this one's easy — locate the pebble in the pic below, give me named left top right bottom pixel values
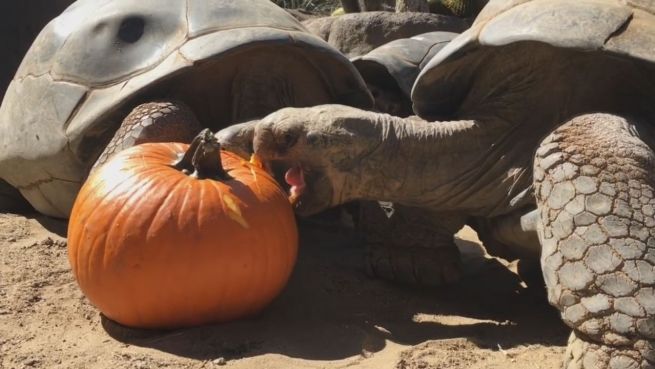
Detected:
left=22, top=358, right=40, bottom=367
left=213, top=357, right=227, bottom=366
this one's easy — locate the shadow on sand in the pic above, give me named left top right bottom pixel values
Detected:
left=100, top=222, right=569, bottom=362
left=31, top=213, right=68, bottom=237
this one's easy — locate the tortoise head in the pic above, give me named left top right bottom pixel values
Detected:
left=250, top=105, right=385, bottom=216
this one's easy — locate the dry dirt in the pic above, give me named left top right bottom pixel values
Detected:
left=1, top=211, right=568, bottom=369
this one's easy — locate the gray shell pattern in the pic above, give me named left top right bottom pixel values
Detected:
left=0, top=0, right=372, bottom=217
left=412, top=0, right=655, bottom=117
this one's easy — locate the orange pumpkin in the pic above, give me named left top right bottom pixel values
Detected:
left=67, top=130, right=298, bottom=329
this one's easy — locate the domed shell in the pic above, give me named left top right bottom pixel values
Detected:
left=352, top=31, right=458, bottom=99
left=0, top=0, right=373, bottom=217
left=412, top=0, right=655, bottom=118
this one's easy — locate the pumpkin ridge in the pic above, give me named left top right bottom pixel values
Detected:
left=176, top=178, right=194, bottom=231
left=82, top=162, right=164, bottom=210
left=97, top=170, right=171, bottom=273
left=72, top=168, right=161, bottom=286
left=205, top=178, right=241, bottom=226
left=100, top=169, right=190, bottom=323
left=145, top=174, right=189, bottom=242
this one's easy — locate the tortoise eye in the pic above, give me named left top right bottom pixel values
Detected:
left=118, top=16, right=145, bottom=44
left=306, top=132, right=318, bottom=145
left=282, top=133, right=297, bottom=148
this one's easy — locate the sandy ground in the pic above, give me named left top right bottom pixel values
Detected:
left=0, top=211, right=569, bottom=369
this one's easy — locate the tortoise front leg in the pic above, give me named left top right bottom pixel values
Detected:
left=92, top=100, right=201, bottom=171
left=534, top=114, right=655, bottom=369
left=360, top=202, right=465, bottom=286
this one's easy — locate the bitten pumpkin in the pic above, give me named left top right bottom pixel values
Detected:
left=67, top=130, right=298, bottom=329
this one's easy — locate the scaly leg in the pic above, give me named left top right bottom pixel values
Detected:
left=359, top=201, right=465, bottom=286
left=535, top=113, right=655, bottom=369
left=93, top=100, right=201, bottom=171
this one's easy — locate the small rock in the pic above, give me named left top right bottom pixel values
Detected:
left=22, top=358, right=40, bottom=367
left=213, top=357, right=227, bottom=366
left=40, top=237, right=67, bottom=248
left=132, top=360, right=147, bottom=369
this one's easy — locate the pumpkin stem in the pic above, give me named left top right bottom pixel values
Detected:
left=174, top=129, right=230, bottom=180
left=173, top=134, right=200, bottom=174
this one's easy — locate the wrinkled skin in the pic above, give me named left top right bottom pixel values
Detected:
left=218, top=105, right=492, bottom=216
left=217, top=105, right=507, bottom=217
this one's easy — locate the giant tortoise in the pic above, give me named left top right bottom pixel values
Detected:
left=302, top=11, right=467, bottom=57
left=218, top=0, right=655, bottom=367
left=0, top=0, right=372, bottom=218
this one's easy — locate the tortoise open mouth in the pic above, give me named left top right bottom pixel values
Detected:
left=285, top=165, right=306, bottom=206
left=254, top=156, right=332, bottom=216
left=259, top=160, right=310, bottom=209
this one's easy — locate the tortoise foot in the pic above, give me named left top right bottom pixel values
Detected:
left=366, top=243, right=462, bottom=286
left=564, top=331, right=655, bottom=369
left=358, top=201, right=465, bottom=286
left=534, top=114, right=655, bottom=369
